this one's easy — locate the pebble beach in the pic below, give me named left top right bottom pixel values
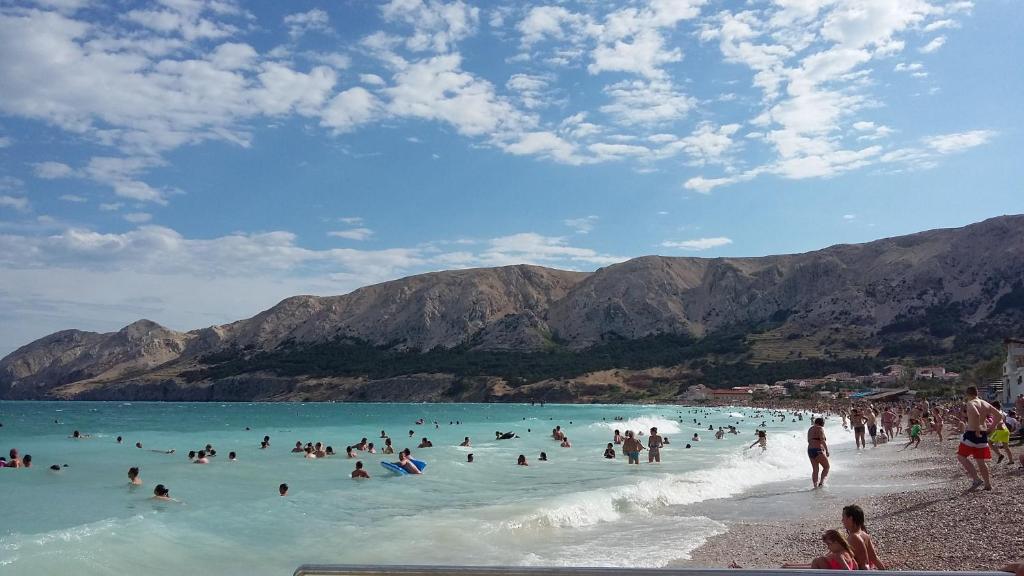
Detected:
left=685, top=436, right=1024, bottom=571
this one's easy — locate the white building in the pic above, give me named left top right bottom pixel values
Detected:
left=1003, top=338, right=1024, bottom=406
left=683, top=384, right=710, bottom=401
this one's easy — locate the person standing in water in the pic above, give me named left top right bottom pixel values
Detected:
left=647, top=427, right=663, bottom=463
left=622, top=431, right=643, bottom=465
left=748, top=430, right=767, bottom=451
left=807, top=417, right=830, bottom=488
left=957, top=385, right=1003, bottom=491
left=850, top=408, right=866, bottom=449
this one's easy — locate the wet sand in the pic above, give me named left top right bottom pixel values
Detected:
left=683, top=438, right=1024, bottom=570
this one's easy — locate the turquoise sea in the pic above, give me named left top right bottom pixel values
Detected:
left=0, top=402, right=850, bottom=575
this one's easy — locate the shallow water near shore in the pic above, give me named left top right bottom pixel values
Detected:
left=1, top=401, right=850, bottom=574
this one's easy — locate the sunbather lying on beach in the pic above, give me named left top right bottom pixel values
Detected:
left=1001, top=563, right=1024, bottom=576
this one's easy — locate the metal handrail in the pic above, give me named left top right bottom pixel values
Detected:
left=294, top=565, right=1007, bottom=576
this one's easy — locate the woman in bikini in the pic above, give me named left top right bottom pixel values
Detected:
left=732, top=529, right=853, bottom=570
left=782, top=530, right=855, bottom=570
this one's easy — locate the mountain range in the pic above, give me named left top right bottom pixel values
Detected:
left=3, top=215, right=1023, bottom=402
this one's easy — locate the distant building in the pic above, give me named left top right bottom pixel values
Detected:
left=1003, top=338, right=1024, bottom=406
left=683, top=384, right=710, bottom=401
left=884, top=364, right=908, bottom=378
left=914, top=366, right=959, bottom=381
left=709, top=389, right=753, bottom=404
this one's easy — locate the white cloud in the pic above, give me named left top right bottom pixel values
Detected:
left=851, top=121, right=895, bottom=141
left=328, top=228, right=374, bottom=241
left=380, top=0, right=479, bottom=53
left=925, top=129, right=995, bottom=154
left=209, top=42, right=258, bottom=70
left=123, top=212, right=152, bottom=223
left=59, top=194, right=88, bottom=203
left=0, top=136, right=11, bottom=148
left=923, top=19, right=958, bottom=32
left=600, top=79, right=695, bottom=125
left=894, top=61, right=924, bottom=72
left=674, top=122, right=742, bottom=166
left=34, top=161, right=75, bottom=179
left=660, top=237, right=733, bottom=251
left=919, top=36, right=946, bottom=54
left=0, top=195, right=30, bottom=212
left=843, top=214, right=856, bottom=220
left=517, top=6, right=593, bottom=47
left=359, top=73, right=386, bottom=86
left=99, top=202, right=124, bottom=211
left=306, top=52, right=352, bottom=70
left=85, top=156, right=171, bottom=205
left=321, top=87, right=380, bottom=133
left=284, top=9, right=330, bottom=39
left=501, top=131, right=585, bottom=165
left=476, top=232, right=624, bottom=267
left=564, top=215, right=598, bottom=234
left=507, top=73, right=556, bottom=110
left=384, top=54, right=531, bottom=137
left=339, top=217, right=364, bottom=225
left=123, top=6, right=237, bottom=42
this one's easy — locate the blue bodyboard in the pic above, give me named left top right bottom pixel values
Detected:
left=381, top=459, right=426, bottom=475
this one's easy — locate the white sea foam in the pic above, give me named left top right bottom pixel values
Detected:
left=507, top=425, right=843, bottom=531
left=590, top=416, right=682, bottom=435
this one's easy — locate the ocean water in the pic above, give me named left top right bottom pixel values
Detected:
left=0, top=402, right=849, bottom=574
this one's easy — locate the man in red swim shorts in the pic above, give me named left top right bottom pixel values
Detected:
left=956, top=386, right=1003, bottom=491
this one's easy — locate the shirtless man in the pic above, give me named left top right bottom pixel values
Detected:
left=647, top=427, right=664, bottom=463
left=622, top=431, right=643, bottom=465
left=351, top=461, right=370, bottom=479
left=807, top=417, right=830, bottom=488
left=850, top=409, right=866, bottom=449
left=957, top=385, right=1003, bottom=491
left=865, top=408, right=879, bottom=447
left=842, top=504, right=885, bottom=570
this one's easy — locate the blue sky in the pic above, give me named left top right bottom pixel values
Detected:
left=0, top=0, right=1021, bottom=355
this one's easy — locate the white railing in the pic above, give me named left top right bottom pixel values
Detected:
left=293, top=565, right=1006, bottom=576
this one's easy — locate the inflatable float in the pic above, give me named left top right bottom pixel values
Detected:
left=381, top=459, right=427, bottom=475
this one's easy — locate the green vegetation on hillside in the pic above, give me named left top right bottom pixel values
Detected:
left=184, top=330, right=750, bottom=386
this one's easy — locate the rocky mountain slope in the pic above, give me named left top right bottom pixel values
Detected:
left=3, top=215, right=1023, bottom=401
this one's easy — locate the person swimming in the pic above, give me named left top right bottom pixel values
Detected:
left=152, top=484, right=174, bottom=501
left=128, top=466, right=142, bottom=486
left=352, top=461, right=370, bottom=479
left=291, top=441, right=304, bottom=453
left=279, top=483, right=288, bottom=496
left=539, top=452, right=547, bottom=461
left=194, top=450, right=209, bottom=464
left=460, top=436, right=471, bottom=446
left=496, top=431, right=517, bottom=440
left=517, top=454, right=528, bottom=466
left=604, top=443, right=616, bottom=459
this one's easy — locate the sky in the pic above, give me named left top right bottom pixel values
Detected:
left=0, top=0, right=1022, bottom=356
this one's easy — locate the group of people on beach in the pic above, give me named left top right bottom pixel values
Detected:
left=820, top=387, right=1023, bottom=492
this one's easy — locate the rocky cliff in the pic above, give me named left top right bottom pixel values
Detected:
left=3, top=215, right=1023, bottom=401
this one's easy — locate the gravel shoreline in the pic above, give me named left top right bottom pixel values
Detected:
left=682, top=439, right=1024, bottom=571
